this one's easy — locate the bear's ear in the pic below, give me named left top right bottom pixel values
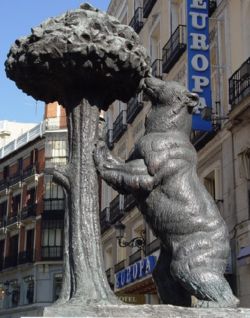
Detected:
left=186, top=92, right=199, bottom=113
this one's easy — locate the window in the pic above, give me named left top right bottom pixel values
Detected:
left=204, top=171, right=216, bottom=200
left=53, top=273, right=62, bottom=301
left=24, top=276, right=34, bottom=304
left=46, top=139, right=67, bottom=166
left=0, top=201, right=7, bottom=220
left=17, top=158, right=23, bottom=173
left=44, top=176, right=64, bottom=199
left=42, top=220, right=63, bottom=259
left=11, top=194, right=21, bottom=215
left=26, top=188, right=36, bottom=206
left=3, top=166, right=9, bottom=180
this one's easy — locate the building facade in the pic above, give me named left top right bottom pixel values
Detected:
left=0, top=102, right=67, bottom=316
left=100, top=0, right=250, bottom=307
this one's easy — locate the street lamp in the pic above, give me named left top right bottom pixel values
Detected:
left=114, top=222, right=146, bottom=254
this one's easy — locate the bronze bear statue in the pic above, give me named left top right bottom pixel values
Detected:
left=94, top=77, right=239, bottom=308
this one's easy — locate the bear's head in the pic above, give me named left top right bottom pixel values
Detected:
left=143, top=77, right=199, bottom=134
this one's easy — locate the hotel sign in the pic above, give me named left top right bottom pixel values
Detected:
left=187, top=0, right=212, bottom=131
left=115, top=256, right=156, bottom=289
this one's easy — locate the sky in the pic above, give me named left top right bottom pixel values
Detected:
left=0, top=0, right=110, bottom=124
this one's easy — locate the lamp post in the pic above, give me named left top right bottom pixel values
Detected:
left=114, top=222, right=146, bottom=255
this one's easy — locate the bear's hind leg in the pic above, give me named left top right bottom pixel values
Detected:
left=171, top=262, right=239, bottom=308
left=152, top=245, right=191, bottom=306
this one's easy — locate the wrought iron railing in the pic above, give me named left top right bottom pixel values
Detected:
left=4, top=255, right=18, bottom=269
left=9, top=172, right=22, bottom=186
left=22, top=204, right=37, bottom=219
left=109, top=195, right=124, bottom=224
left=0, top=179, right=8, bottom=191
left=143, top=0, right=157, bottom=18
left=151, top=59, right=163, bottom=79
left=7, top=214, right=18, bottom=226
left=129, top=249, right=142, bottom=265
left=100, top=207, right=111, bottom=234
left=124, top=193, right=136, bottom=212
left=113, top=111, right=127, bottom=143
left=18, top=250, right=34, bottom=264
left=229, top=57, right=250, bottom=106
left=129, top=7, right=143, bottom=33
left=209, top=0, right=217, bottom=17
left=146, top=238, right=160, bottom=255
left=114, top=259, right=125, bottom=273
left=22, top=164, right=37, bottom=179
left=127, top=96, right=143, bottom=124
left=162, top=25, right=187, bottom=74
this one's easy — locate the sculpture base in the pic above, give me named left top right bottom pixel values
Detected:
left=18, top=304, right=250, bottom=318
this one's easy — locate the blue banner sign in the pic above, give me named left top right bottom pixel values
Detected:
left=115, top=256, right=156, bottom=289
left=187, top=0, right=212, bottom=131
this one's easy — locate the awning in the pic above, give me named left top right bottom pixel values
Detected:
left=237, top=246, right=250, bottom=260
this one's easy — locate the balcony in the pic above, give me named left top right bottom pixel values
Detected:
left=107, top=129, right=114, bottom=150
left=127, top=96, right=143, bottom=124
left=21, top=204, right=37, bottom=221
left=0, top=179, right=8, bottom=192
left=124, top=193, right=136, bottom=212
left=162, top=25, right=187, bottom=74
left=112, top=111, right=127, bottom=143
left=18, top=250, right=34, bottom=264
left=191, top=127, right=219, bottom=151
left=41, top=246, right=63, bottom=260
left=22, top=164, right=38, bottom=181
left=129, top=7, right=143, bottom=34
left=146, top=238, right=160, bottom=256
left=114, top=259, right=125, bottom=273
left=100, top=207, right=110, bottom=234
left=7, top=214, right=18, bottom=226
left=143, top=0, right=157, bottom=18
left=209, top=0, right=217, bottom=17
left=109, top=195, right=124, bottom=225
left=151, top=59, right=163, bottom=79
left=129, top=249, right=142, bottom=265
left=229, top=57, right=250, bottom=106
left=9, top=172, right=22, bottom=187
left=4, top=255, right=18, bottom=269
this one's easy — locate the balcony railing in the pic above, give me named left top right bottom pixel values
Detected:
left=129, top=7, right=143, bottom=34
left=0, top=179, right=8, bottom=192
left=112, top=111, right=127, bottom=143
left=146, top=238, right=161, bottom=255
left=143, top=0, right=157, bottom=18
left=191, top=127, right=219, bottom=151
left=209, top=0, right=217, bottom=17
left=22, top=203, right=37, bottom=219
left=41, top=246, right=63, bottom=260
left=100, top=207, right=111, bottom=234
left=124, top=193, right=136, bottom=212
left=129, top=249, right=142, bottom=265
left=114, top=259, right=125, bottom=273
left=162, top=25, right=187, bottom=74
left=22, top=165, right=37, bottom=180
left=0, top=218, right=6, bottom=228
left=127, top=96, right=143, bottom=124
left=151, top=59, right=163, bottom=79
left=229, top=57, right=250, bottom=106
left=9, top=172, right=22, bottom=187
left=44, top=199, right=64, bottom=212
left=4, top=255, right=18, bottom=269
left=7, top=214, right=18, bottom=226
left=109, top=195, right=124, bottom=224
left=18, top=250, right=34, bottom=264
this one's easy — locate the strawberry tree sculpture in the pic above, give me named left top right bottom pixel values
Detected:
left=5, top=3, right=150, bottom=311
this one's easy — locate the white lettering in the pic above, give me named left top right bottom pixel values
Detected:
left=191, top=54, right=209, bottom=71
left=190, top=33, right=209, bottom=51
left=190, top=0, right=206, bottom=9
left=189, top=12, right=208, bottom=29
left=192, top=76, right=209, bottom=92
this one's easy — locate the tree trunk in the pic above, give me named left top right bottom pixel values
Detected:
left=53, top=99, right=118, bottom=305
